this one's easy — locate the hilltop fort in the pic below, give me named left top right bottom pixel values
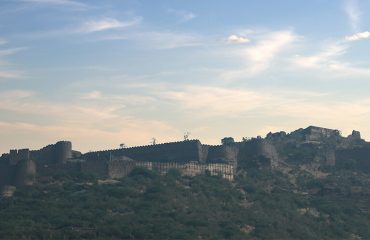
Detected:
left=1, top=126, right=370, bottom=193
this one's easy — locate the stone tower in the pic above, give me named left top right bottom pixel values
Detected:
left=55, top=141, right=72, bottom=163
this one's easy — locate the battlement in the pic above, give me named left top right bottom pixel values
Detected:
left=4, top=125, right=364, bottom=187
left=9, top=149, right=30, bottom=165
left=83, top=140, right=204, bottom=163
left=87, top=139, right=202, bottom=154
left=82, top=158, right=235, bottom=181
left=29, top=141, right=72, bottom=164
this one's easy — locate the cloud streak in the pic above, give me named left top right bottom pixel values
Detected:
left=222, top=30, right=298, bottom=80
left=227, top=35, right=250, bottom=44
left=0, top=42, right=26, bottom=79
left=161, top=86, right=268, bottom=117
left=101, top=31, right=202, bottom=49
left=0, top=47, right=28, bottom=56
left=344, top=0, right=361, bottom=31
left=79, top=17, right=142, bottom=33
left=20, top=0, right=87, bottom=9
left=345, top=31, right=370, bottom=41
left=292, top=40, right=370, bottom=77
left=167, top=8, right=197, bottom=22
left=0, top=71, right=24, bottom=79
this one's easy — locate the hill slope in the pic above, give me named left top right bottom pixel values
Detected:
left=0, top=166, right=369, bottom=239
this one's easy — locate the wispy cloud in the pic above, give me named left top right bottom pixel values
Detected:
left=101, top=31, right=202, bottom=49
left=0, top=71, right=24, bottom=79
left=0, top=38, right=7, bottom=45
left=20, top=0, right=87, bottom=9
left=226, top=34, right=250, bottom=44
left=17, top=17, right=142, bottom=39
left=166, top=8, right=197, bottom=22
left=140, top=31, right=201, bottom=49
left=292, top=40, right=370, bottom=76
left=293, top=43, right=347, bottom=69
left=81, top=90, right=103, bottom=100
left=344, top=0, right=361, bottom=31
left=0, top=47, right=28, bottom=56
left=0, top=90, right=34, bottom=99
left=345, top=31, right=370, bottom=41
left=161, top=86, right=268, bottom=117
left=0, top=44, right=26, bottom=79
left=223, top=30, right=298, bottom=80
left=157, top=84, right=370, bottom=140
left=79, top=17, right=142, bottom=33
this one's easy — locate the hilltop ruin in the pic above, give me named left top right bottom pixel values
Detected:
left=1, top=126, right=370, bottom=192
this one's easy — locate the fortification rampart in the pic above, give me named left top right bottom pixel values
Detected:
left=82, top=140, right=240, bottom=166
left=81, top=157, right=234, bottom=181
left=30, top=141, right=72, bottom=164
left=204, top=144, right=239, bottom=165
left=9, top=149, right=30, bottom=165
left=135, top=161, right=234, bottom=180
left=0, top=161, right=15, bottom=186
left=83, top=140, right=203, bottom=163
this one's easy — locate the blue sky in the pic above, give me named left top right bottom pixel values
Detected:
left=1, top=0, right=370, bottom=152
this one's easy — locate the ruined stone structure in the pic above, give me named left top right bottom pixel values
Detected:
left=1, top=126, right=370, bottom=190
left=0, top=141, right=75, bottom=188
left=0, top=139, right=239, bottom=188
left=81, top=140, right=238, bottom=180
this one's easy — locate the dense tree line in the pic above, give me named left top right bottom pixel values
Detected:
left=0, top=167, right=369, bottom=239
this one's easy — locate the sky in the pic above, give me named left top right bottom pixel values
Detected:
left=1, top=0, right=370, bottom=153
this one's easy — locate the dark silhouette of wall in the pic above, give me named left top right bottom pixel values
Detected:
left=108, top=157, right=136, bottom=179
left=0, top=141, right=73, bottom=186
left=1, top=139, right=239, bottom=185
left=81, top=158, right=108, bottom=177
left=9, top=149, right=30, bottom=165
left=14, top=159, right=36, bottom=186
left=83, top=140, right=203, bottom=163
left=55, top=141, right=72, bottom=163
left=205, top=145, right=239, bottom=165
left=30, top=141, right=72, bottom=165
left=0, top=161, right=14, bottom=186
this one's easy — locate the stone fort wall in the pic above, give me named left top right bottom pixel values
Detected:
left=0, top=140, right=238, bottom=186
left=0, top=141, right=73, bottom=186
left=30, top=141, right=72, bottom=164
left=82, top=140, right=239, bottom=165
left=82, top=140, right=203, bottom=163
left=80, top=140, right=237, bottom=180
left=81, top=157, right=234, bottom=181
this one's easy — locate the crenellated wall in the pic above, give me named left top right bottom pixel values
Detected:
left=204, top=144, right=239, bottom=165
left=83, top=140, right=203, bottom=163
left=1, top=139, right=239, bottom=185
left=108, top=157, right=136, bottom=178
left=80, top=140, right=237, bottom=180
left=9, top=149, right=30, bottom=165
left=30, top=141, right=72, bottom=164
left=81, top=158, right=235, bottom=180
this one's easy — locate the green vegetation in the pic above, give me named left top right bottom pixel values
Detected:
left=0, top=167, right=370, bottom=239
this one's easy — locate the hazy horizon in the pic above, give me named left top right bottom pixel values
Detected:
left=1, top=0, right=370, bottom=153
